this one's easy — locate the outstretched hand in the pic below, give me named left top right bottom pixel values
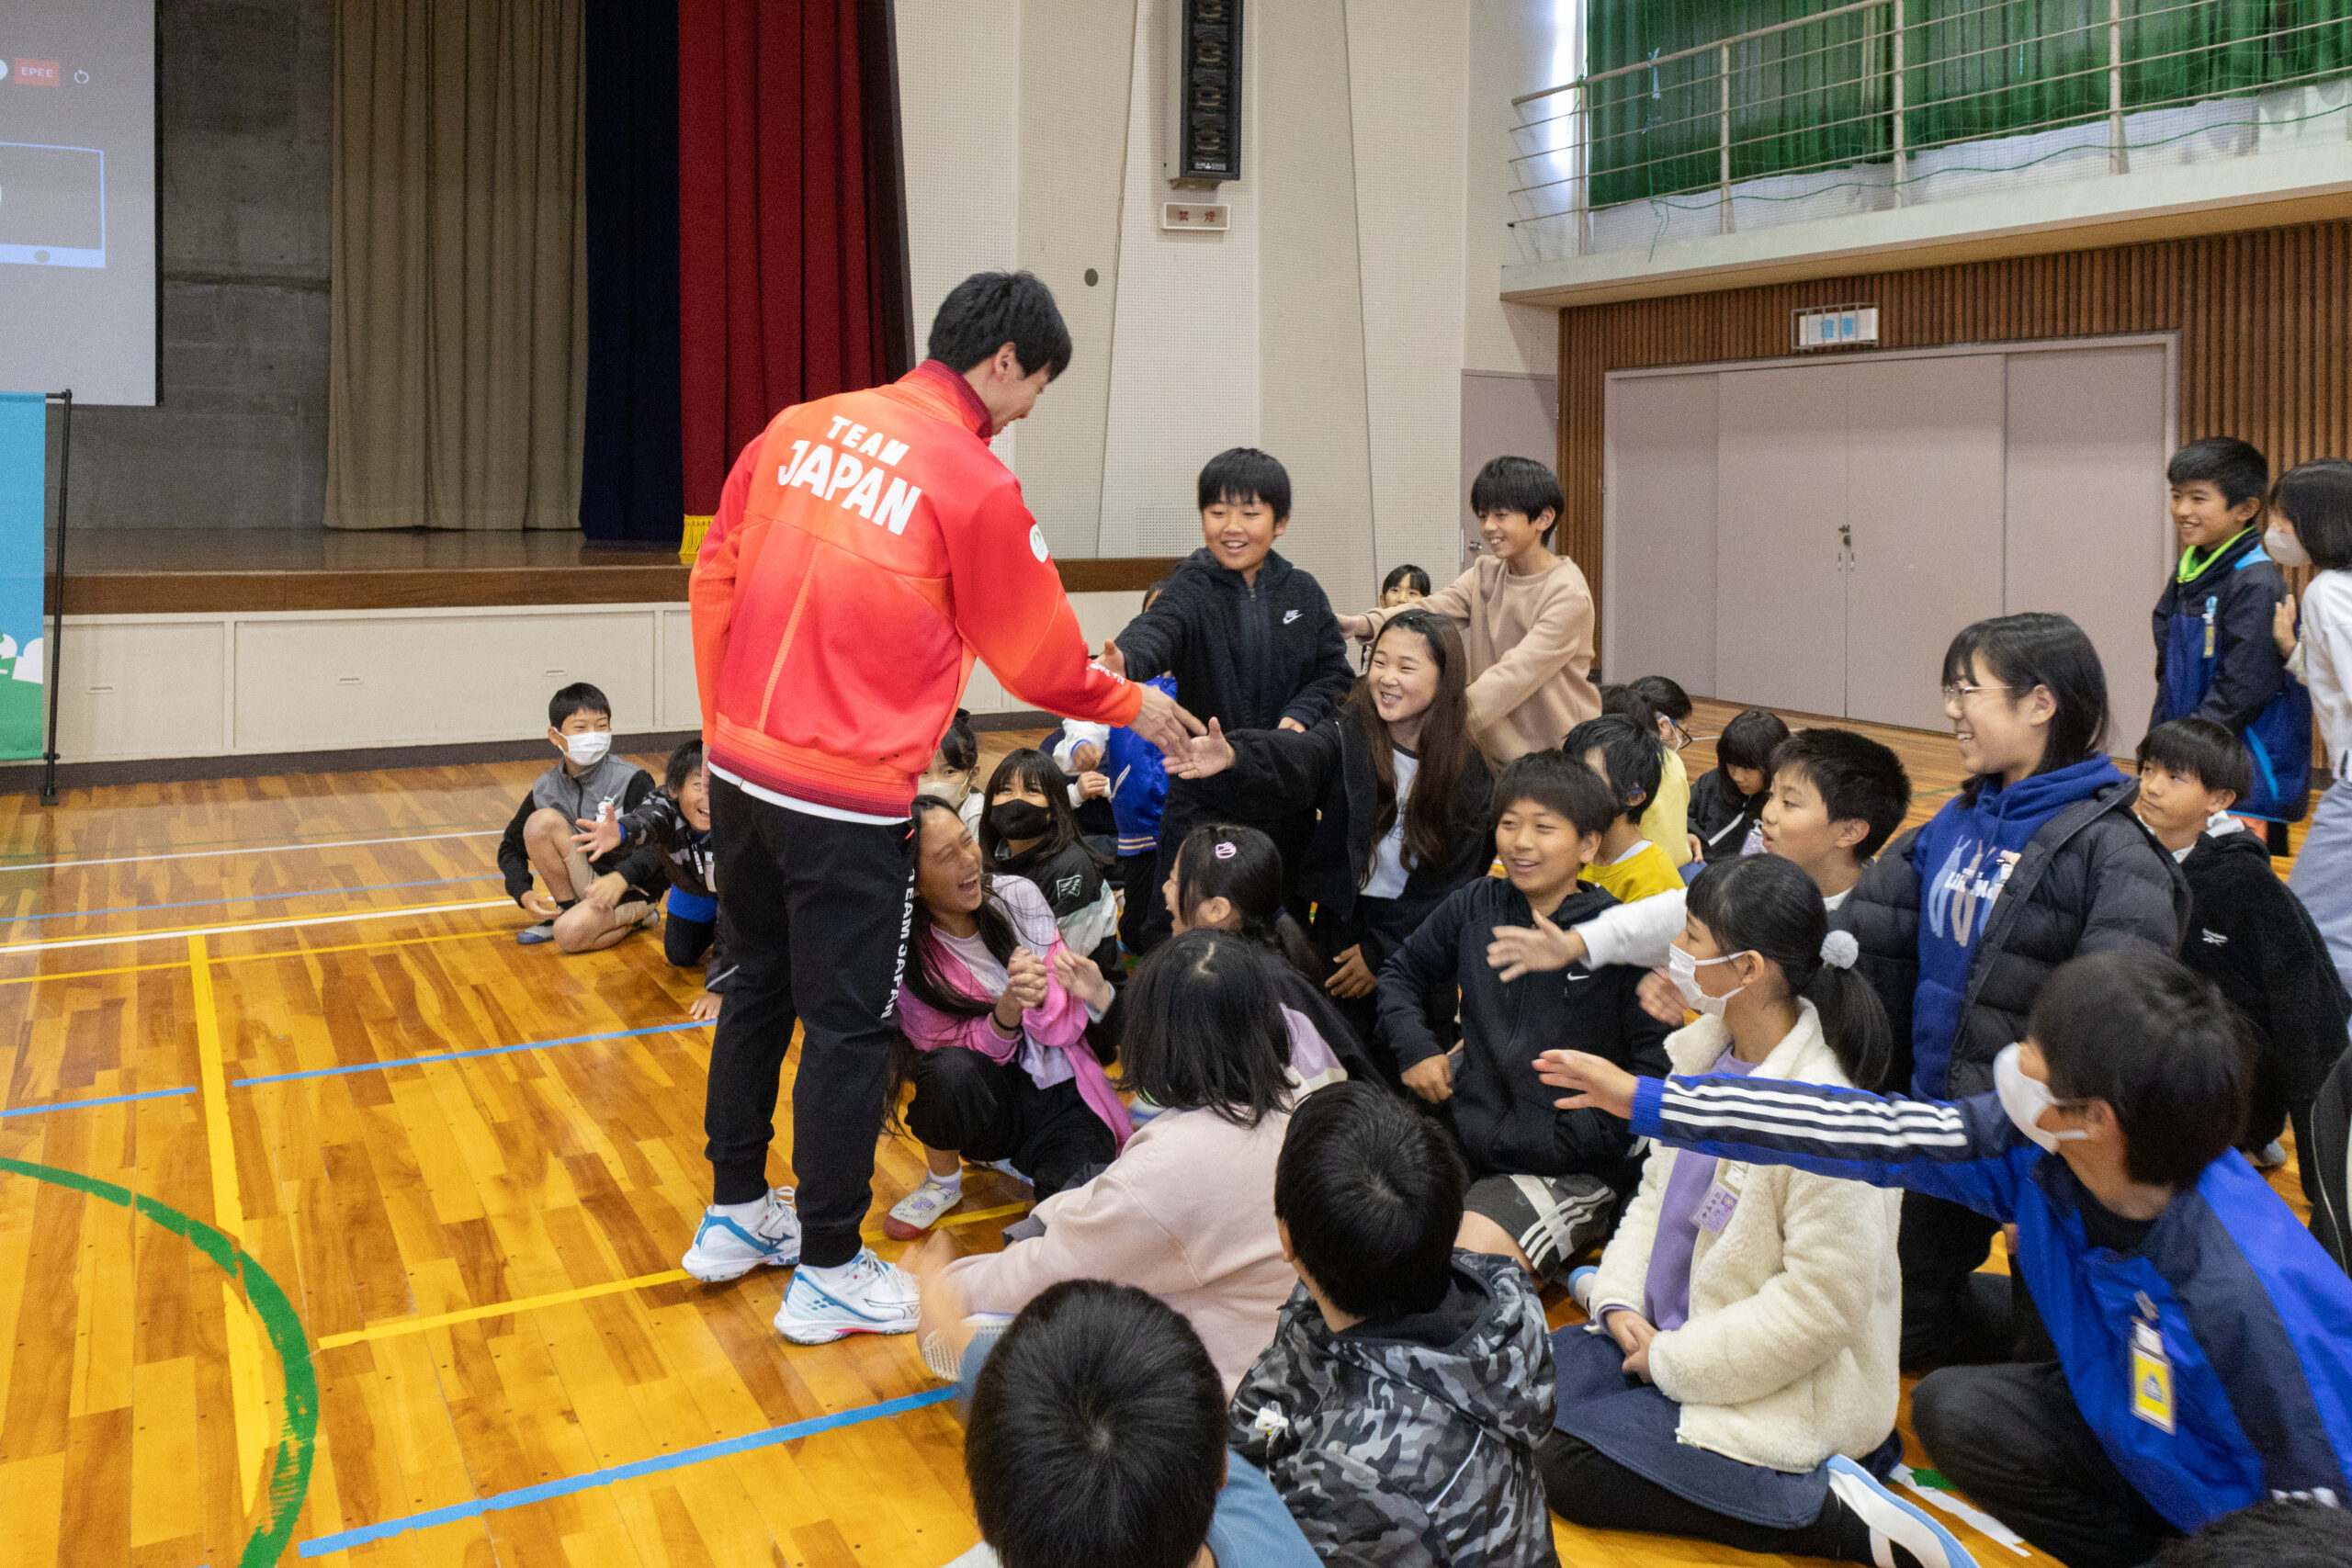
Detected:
left=1486, top=905, right=1582, bottom=981
left=1166, top=716, right=1238, bottom=781
left=1099, top=638, right=1127, bottom=679
left=573, top=815, right=623, bottom=859
left=1336, top=612, right=1375, bottom=644
left=1533, top=1050, right=1638, bottom=1119
left=1127, top=680, right=1205, bottom=761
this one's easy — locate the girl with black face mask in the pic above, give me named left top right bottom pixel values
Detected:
left=980, top=749, right=1123, bottom=979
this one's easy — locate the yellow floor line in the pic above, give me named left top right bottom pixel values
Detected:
left=933, top=1201, right=1031, bottom=1231
left=316, top=1266, right=696, bottom=1349
left=189, top=933, right=268, bottom=1511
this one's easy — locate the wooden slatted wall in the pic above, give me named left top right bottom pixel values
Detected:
left=1556, top=218, right=2352, bottom=637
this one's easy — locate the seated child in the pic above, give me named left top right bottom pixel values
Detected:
left=1377, top=750, right=1674, bottom=1281
left=495, top=682, right=663, bottom=950
left=1231, top=1080, right=1560, bottom=1568
left=1607, top=677, right=1696, bottom=865
left=1540, top=946, right=2352, bottom=1568
left=1564, top=713, right=1684, bottom=904
left=572, top=739, right=730, bottom=1018
left=1381, top=563, right=1431, bottom=605
left=1544, top=856, right=1971, bottom=1568
left=881, top=796, right=1125, bottom=1243
left=1687, top=707, right=1791, bottom=863
left=979, top=749, right=1122, bottom=975
left=929, top=927, right=1305, bottom=1396
left=2133, top=718, right=2351, bottom=1186
left=1338, top=456, right=1600, bottom=765
left=917, top=707, right=986, bottom=834
left=1055, top=823, right=1373, bottom=1092
left=941, top=1279, right=1318, bottom=1568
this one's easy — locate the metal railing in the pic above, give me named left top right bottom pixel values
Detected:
left=1510, top=0, right=2352, bottom=261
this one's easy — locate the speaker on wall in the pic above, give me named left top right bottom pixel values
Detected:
left=1163, top=0, right=1241, bottom=185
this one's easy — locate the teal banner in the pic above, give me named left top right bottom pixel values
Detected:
left=0, top=393, right=48, bottom=760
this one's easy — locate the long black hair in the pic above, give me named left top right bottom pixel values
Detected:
left=905, top=795, right=1019, bottom=1021
left=1687, top=855, right=1892, bottom=1091
left=1346, top=611, right=1476, bottom=876
left=1117, top=930, right=1293, bottom=1129
left=1170, top=823, right=1323, bottom=982
left=1941, top=612, right=2111, bottom=801
left=978, top=748, right=1104, bottom=868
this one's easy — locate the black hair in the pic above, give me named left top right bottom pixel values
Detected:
left=1940, top=612, right=2112, bottom=801
left=1116, top=930, right=1293, bottom=1130
left=1196, top=447, right=1292, bottom=522
left=1768, top=728, right=1913, bottom=859
left=2166, top=436, right=2269, bottom=513
left=1381, top=563, right=1432, bottom=597
left=1626, top=674, right=1692, bottom=724
left=1597, top=682, right=1662, bottom=740
left=2271, top=457, right=2352, bottom=571
left=548, top=682, right=611, bottom=728
left=979, top=748, right=1103, bottom=869
left=933, top=708, right=979, bottom=778
left=2149, top=1498, right=2352, bottom=1568
left=1170, top=824, right=1323, bottom=981
left=2137, top=717, right=2252, bottom=804
left=926, top=269, right=1073, bottom=380
left=1492, top=748, right=1620, bottom=838
left=1564, top=713, right=1664, bottom=824
left=1469, top=455, right=1565, bottom=545
left=1349, top=612, right=1475, bottom=874
left=1274, top=1080, right=1465, bottom=1322
left=902, top=795, right=1020, bottom=1021
left=1715, top=707, right=1792, bottom=781
left=2030, top=948, right=2251, bottom=1188
left=1687, top=856, right=1892, bottom=1089
left=966, top=1280, right=1226, bottom=1568
left=662, top=739, right=705, bottom=795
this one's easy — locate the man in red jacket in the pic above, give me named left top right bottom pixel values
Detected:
left=684, top=271, right=1198, bottom=1343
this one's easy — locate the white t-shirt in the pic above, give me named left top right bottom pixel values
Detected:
left=1363, top=749, right=1420, bottom=900
left=935, top=928, right=1074, bottom=1090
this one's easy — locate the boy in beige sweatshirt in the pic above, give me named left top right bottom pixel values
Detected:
left=1341, top=456, right=1599, bottom=763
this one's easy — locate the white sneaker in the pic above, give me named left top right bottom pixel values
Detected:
left=883, top=1178, right=964, bottom=1240
left=1826, top=1454, right=1979, bottom=1568
left=775, top=1248, right=922, bottom=1344
left=680, top=1188, right=801, bottom=1282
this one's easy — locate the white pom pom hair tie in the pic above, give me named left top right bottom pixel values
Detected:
left=1820, top=930, right=1860, bottom=970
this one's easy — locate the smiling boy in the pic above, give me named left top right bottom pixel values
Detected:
left=1108, top=447, right=1354, bottom=950
left=1338, top=455, right=1599, bottom=764
left=495, top=682, right=663, bottom=948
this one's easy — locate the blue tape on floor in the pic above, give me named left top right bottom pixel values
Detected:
left=0, top=874, right=501, bottom=927
left=0, top=1085, right=198, bottom=1117
left=296, top=1384, right=958, bottom=1555
left=233, top=1021, right=714, bottom=1088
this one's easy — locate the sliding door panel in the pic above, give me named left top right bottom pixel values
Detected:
left=1714, top=366, right=1848, bottom=717
left=1603, top=371, right=1720, bottom=695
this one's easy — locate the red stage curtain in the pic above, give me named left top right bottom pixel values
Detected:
left=677, top=0, right=906, bottom=520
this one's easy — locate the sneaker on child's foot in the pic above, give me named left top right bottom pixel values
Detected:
left=516, top=920, right=556, bottom=946
left=883, top=1178, right=963, bottom=1240
left=1826, top=1454, right=1978, bottom=1568
left=2251, top=1139, right=2290, bottom=1169
left=985, top=1158, right=1031, bottom=1185
left=1566, top=1266, right=1599, bottom=1314
left=774, top=1248, right=921, bottom=1344
left=680, top=1188, right=801, bottom=1281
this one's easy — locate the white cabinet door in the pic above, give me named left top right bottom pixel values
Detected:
left=1604, top=371, right=1719, bottom=696
left=1715, top=365, right=1849, bottom=718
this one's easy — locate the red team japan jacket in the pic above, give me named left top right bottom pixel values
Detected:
left=690, top=360, right=1144, bottom=818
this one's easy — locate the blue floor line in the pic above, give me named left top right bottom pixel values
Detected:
left=0, top=1085, right=198, bottom=1117
left=0, top=874, right=501, bottom=928
left=296, top=1385, right=957, bottom=1555
left=233, top=1021, right=713, bottom=1088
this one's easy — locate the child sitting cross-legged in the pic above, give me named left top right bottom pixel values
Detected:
left=1540, top=946, right=2352, bottom=1568
left=496, top=681, right=666, bottom=949
left=1687, top=706, right=1792, bottom=863
left=1231, top=1079, right=1561, bottom=1568
left=1564, top=712, right=1685, bottom=904
left=1543, top=854, right=1976, bottom=1568
left=1376, top=750, right=1673, bottom=1282
left=572, top=739, right=731, bottom=1020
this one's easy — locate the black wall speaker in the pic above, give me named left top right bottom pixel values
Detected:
left=1164, top=0, right=1242, bottom=185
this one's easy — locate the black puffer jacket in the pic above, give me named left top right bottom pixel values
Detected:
left=1836, top=776, right=2188, bottom=1098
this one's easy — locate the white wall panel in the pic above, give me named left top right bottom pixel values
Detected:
left=56, top=620, right=227, bottom=761
left=896, top=0, right=1022, bottom=340
left=1715, top=366, right=1849, bottom=716
left=1602, top=372, right=1717, bottom=694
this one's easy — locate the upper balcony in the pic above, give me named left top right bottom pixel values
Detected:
left=1500, top=0, right=2352, bottom=307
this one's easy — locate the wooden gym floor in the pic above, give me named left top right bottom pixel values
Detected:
left=0, top=701, right=2312, bottom=1566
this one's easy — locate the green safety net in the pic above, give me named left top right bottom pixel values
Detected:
left=1581, top=0, right=2352, bottom=209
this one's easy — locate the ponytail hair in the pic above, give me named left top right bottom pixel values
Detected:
left=1687, top=856, right=1891, bottom=1090
left=1170, top=823, right=1323, bottom=983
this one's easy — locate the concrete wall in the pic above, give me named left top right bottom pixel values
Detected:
left=62, top=0, right=334, bottom=531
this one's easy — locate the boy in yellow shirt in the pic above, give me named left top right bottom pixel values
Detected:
left=1565, top=714, right=1684, bottom=903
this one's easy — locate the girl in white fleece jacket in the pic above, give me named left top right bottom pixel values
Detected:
left=1544, top=855, right=1975, bottom=1568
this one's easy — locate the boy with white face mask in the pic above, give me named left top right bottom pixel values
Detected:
left=496, top=682, right=664, bottom=948
left=1537, top=947, right=2352, bottom=1568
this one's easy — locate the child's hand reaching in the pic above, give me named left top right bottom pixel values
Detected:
left=1336, top=612, right=1375, bottom=644
left=1071, top=741, right=1104, bottom=773
left=1050, top=946, right=1114, bottom=1010
left=1098, top=638, right=1127, bottom=678
left=1002, top=948, right=1051, bottom=1011
left=1486, top=906, right=1583, bottom=980
left=572, top=814, right=623, bottom=859
left=1165, top=717, right=1237, bottom=781
left=1635, top=966, right=1690, bottom=1025
left=1534, top=1050, right=1638, bottom=1119
left=1401, top=1051, right=1454, bottom=1104
left=1077, top=770, right=1111, bottom=800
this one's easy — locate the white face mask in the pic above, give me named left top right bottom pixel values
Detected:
left=1667, top=944, right=1747, bottom=1017
left=2266, top=525, right=2312, bottom=570
left=1994, top=1043, right=2090, bottom=1154
left=924, top=774, right=970, bottom=807
left=564, top=730, right=612, bottom=767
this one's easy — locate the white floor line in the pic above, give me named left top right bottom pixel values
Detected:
left=0, top=898, right=514, bottom=957
left=0, top=829, right=505, bottom=876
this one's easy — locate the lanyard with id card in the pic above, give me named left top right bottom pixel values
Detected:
left=2129, top=1292, right=2176, bottom=1434
left=1695, top=1161, right=1747, bottom=1235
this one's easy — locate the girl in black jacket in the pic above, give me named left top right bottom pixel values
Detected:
left=978, top=749, right=1123, bottom=977
left=1166, top=610, right=1496, bottom=1078
left=1837, top=612, right=2188, bottom=1367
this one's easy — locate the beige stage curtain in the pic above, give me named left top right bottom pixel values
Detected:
left=324, top=0, right=586, bottom=531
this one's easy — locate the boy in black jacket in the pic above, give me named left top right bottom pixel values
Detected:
left=574, top=739, right=732, bottom=1019
left=1376, top=751, right=1673, bottom=1282
left=2133, top=719, right=2351, bottom=1195
left=1106, top=448, right=1354, bottom=951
